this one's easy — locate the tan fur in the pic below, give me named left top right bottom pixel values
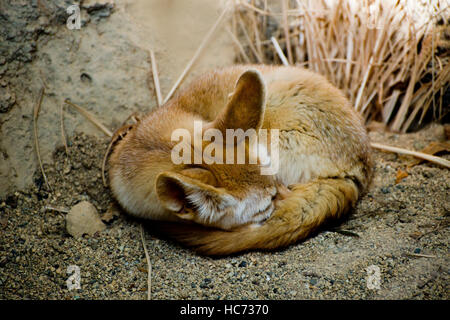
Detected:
left=108, top=65, right=372, bottom=255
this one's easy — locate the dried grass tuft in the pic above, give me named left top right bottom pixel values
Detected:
left=231, top=0, right=449, bottom=132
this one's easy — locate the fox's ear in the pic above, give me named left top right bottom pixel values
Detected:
left=155, top=168, right=221, bottom=214
left=214, top=69, right=266, bottom=131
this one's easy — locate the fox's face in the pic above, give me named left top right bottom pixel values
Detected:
left=110, top=69, right=278, bottom=229
left=156, top=70, right=278, bottom=229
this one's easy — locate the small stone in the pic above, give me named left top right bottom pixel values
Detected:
left=414, top=248, right=421, bottom=254
left=380, top=186, right=391, bottom=194
left=238, top=261, right=247, bottom=268
left=63, top=164, right=71, bottom=175
left=66, top=201, right=106, bottom=238
left=200, top=278, right=212, bottom=289
left=310, top=278, right=318, bottom=286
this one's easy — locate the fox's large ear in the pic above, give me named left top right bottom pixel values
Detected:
left=214, top=69, right=266, bottom=131
left=155, top=168, right=223, bottom=215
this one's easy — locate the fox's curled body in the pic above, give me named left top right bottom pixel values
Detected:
left=109, top=65, right=372, bottom=255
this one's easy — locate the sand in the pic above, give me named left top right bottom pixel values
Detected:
left=0, top=0, right=448, bottom=300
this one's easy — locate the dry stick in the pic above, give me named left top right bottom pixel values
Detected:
left=240, top=30, right=302, bottom=46
left=140, top=225, right=152, bottom=300
left=237, top=0, right=302, bottom=16
left=64, top=99, right=113, bottom=138
left=300, top=4, right=317, bottom=72
left=250, top=6, right=264, bottom=63
left=39, top=70, right=49, bottom=90
left=431, top=27, right=438, bottom=122
left=354, top=56, right=374, bottom=112
left=237, top=13, right=263, bottom=63
left=238, top=0, right=271, bottom=16
left=60, top=103, right=69, bottom=155
left=390, top=23, right=419, bottom=132
left=44, top=205, right=69, bottom=214
left=281, top=0, right=293, bottom=64
left=345, top=31, right=354, bottom=92
left=355, top=10, right=387, bottom=113
left=63, top=100, right=113, bottom=186
left=149, top=49, right=163, bottom=107
left=226, top=27, right=251, bottom=63
left=405, top=253, right=437, bottom=259
left=416, top=63, right=450, bottom=125
left=33, top=87, right=52, bottom=192
left=262, top=0, right=268, bottom=45
left=370, top=142, right=450, bottom=169
left=163, top=7, right=229, bottom=105
left=271, top=37, right=289, bottom=66
left=102, top=140, right=115, bottom=187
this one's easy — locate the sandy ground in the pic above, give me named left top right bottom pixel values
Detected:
left=0, top=0, right=234, bottom=197
left=0, top=125, right=449, bottom=299
left=0, top=1, right=448, bottom=300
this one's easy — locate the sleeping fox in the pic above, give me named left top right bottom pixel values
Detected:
left=108, top=65, right=372, bottom=255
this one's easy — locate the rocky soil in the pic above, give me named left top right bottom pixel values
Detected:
left=0, top=1, right=448, bottom=300
left=0, top=125, right=449, bottom=299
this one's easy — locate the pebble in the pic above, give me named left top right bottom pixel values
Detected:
left=66, top=201, right=106, bottom=238
left=380, top=186, right=391, bottom=194
left=238, top=261, right=247, bottom=268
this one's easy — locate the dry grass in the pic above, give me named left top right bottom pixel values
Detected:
left=33, top=86, right=52, bottom=192
left=140, top=224, right=152, bottom=300
left=230, top=0, right=449, bottom=132
left=64, top=99, right=113, bottom=137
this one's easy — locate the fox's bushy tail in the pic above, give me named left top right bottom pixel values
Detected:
left=153, top=177, right=360, bottom=255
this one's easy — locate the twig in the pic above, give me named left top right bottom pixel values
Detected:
left=64, top=99, right=113, bottom=138
left=44, top=205, right=69, bottom=214
left=102, top=139, right=115, bottom=187
left=271, top=37, right=290, bottom=66
left=405, top=253, right=437, bottom=259
left=237, top=13, right=263, bottom=63
left=226, top=27, right=251, bottom=63
left=281, top=0, right=293, bottom=64
left=149, top=50, right=163, bottom=107
left=370, top=142, right=450, bottom=169
left=354, top=57, right=374, bottom=112
left=238, top=0, right=271, bottom=16
left=330, top=228, right=360, bottom=238
left=163, top=6, right=229, bottom=104
left=60, top=103, right=69, bottom=155
left=140, top=224, right=152, bottom=300
left=33, top=86, right=52, bottom=192
left=249, top=5, right=264, bottom=63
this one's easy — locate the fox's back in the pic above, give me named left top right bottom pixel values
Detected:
left=174, top=65, right=371, bottom=188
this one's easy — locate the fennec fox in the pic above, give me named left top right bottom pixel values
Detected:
left=108, top=65, right=372, bottom=255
